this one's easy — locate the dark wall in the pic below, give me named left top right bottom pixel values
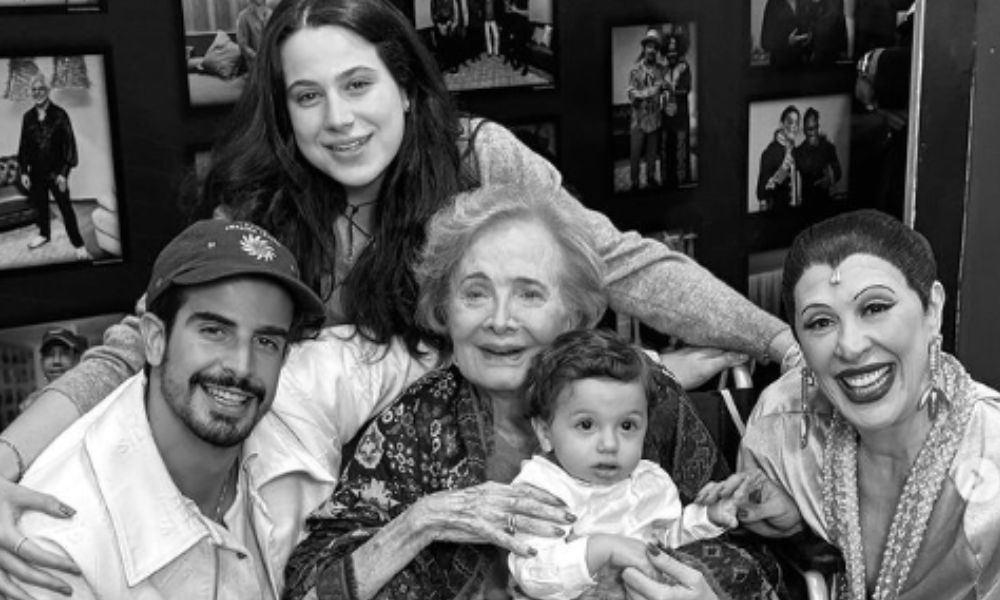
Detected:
left=957, top=0, right=1000, bottom=387
left=460, top=0, right=857, bottom=306
left=0, top=0, right=978, bottom=348
left=911, top=0, right=976, bottom=353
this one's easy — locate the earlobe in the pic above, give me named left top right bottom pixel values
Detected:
left=928, top=281, right=946, bottom=330
left=140, top=313, right=167, bottom=367
left=530, top=417, right=552, bottom=453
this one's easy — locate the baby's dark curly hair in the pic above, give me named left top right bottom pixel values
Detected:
left=522, top=328, right=658, bottom=423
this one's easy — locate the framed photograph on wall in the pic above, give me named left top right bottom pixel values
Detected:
left=504, top=117, right=558, bottom=168
left=0, top=312, right=124, bottom=428
left=609, top=21, right=698, bottom=195
left=0, top=0, right=104, bottom=14
left=411, top=0, right=556, bottom=92
left=747, top=93, right=851, bottom=214
left=181, top=0, right=278, bottom=107
left=750, top=0, right=855, bottom=68
left=0, top=50, right=125, bottom=274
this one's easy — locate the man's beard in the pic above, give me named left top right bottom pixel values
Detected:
left=160, top=359, right=267, bottom=448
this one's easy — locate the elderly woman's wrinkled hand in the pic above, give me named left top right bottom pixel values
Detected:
left=409, top=481, right=574, bottom=557
left=0, top=477, right=81, bottom=599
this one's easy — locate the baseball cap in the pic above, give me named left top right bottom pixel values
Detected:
left=41, top=328, right=86, bottom=354
left=146, top=220, right=326, bottom=321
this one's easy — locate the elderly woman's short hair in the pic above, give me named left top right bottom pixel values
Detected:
left=415, top=184, right=607, bottom=337
left=782, top=209, right=938, bottom=319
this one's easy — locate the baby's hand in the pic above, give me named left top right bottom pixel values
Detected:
left=587, top=534, right=657, bottom=579
left=695, top=473, right=758, bottom=529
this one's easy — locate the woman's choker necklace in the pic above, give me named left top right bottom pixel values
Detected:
left=344, top=199, right=377, bottom=260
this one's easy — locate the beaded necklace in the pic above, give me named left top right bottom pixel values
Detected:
left=821, top=354, right=975, bottom=600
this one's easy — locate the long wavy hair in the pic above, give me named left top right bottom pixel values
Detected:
left=200, top=0, right=475, bottom=355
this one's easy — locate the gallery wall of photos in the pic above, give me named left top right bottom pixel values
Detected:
left=0, top=0, right=978, bottom=373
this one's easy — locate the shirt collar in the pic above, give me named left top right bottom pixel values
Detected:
left=84, top=374, right=334, bottom=585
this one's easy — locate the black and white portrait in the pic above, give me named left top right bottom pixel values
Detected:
left=411, top=0, right=555, bottom=91
left=750, top=0, right=854, bottom=68
left=0, top=312, right=124, bottom=428
left=610, top=22, right=699, bottom=194
left=747, top=93, right=851, bottom=213
left=182, top=0, right=278, bottom=106
left=0, top=53, right=123, bottom=273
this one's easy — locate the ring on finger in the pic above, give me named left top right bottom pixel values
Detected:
left=13, top=535, right=29, bottom=556
left=504, top=513, right=517, bottom=535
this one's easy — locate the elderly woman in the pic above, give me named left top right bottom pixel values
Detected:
left=738, top=210, right=1000, bottom=599
left=282, top=184, right=787, bottom=600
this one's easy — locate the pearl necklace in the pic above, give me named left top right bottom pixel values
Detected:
left=821, top=354, right=975, bottom=600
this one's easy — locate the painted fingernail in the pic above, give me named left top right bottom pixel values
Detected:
left=60, top=504, right=76, bottom=517
left=749, top=489, right=763, bottom=504
left=553, top=527, right=566, bottom=537
left=737, top=509, right=749, bottom=519
left=60, top=585, right=73, bottom=595
left=646, top=541, right=661, bottom=556
left=564, top=512, right=577, bottom=522
left=528, top=547, right=538, bottom=556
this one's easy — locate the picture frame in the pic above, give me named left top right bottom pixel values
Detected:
left=410, top=0, right=556, bottom=92
left=0, top=0, right=104, bottom=15
left=749, top=0, right=856, bottom=69
left=609, top=21, right=699, bottom=195
left=0, top=49, right=126, bottom=275
left=0, top=311, right=125, bottom=428
left=180, top=0, right=278, bottom=107
left=746, top=93, right=852, bottom=215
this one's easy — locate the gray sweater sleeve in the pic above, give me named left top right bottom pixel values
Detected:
left=467, top=119, right=789, bottom=362
left=42, top=313, right=145, bottom=415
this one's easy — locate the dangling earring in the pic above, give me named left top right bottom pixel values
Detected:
left=919, top=334, right=945, bottom=421
left=800, top=367, right=816, bottom=448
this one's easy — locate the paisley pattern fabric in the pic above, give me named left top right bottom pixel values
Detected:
left=283, top=365, right=788, bottom=600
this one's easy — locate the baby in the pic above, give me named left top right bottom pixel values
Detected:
left=508, top=328, right=743, bottom=600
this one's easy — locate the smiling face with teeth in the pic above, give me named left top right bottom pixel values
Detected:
left=794, top=253, right=944, bottom=433
left=282, top=25, right=409, bottom=205
left=144, top=278, right=294, bottom=449
left=445, top=218, right=575, bottom=402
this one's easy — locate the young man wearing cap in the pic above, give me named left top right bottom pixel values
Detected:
left=20, top=330, right=88, bottom=412
left=10, top=220, right=430, bottom=599
left=626, top=28, right=666, bottom=191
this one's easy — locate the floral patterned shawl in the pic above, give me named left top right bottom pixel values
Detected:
left=282, top=365, right=786, bottom=600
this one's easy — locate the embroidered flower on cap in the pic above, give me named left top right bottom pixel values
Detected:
left=240, top=233, right=276, bottom=262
